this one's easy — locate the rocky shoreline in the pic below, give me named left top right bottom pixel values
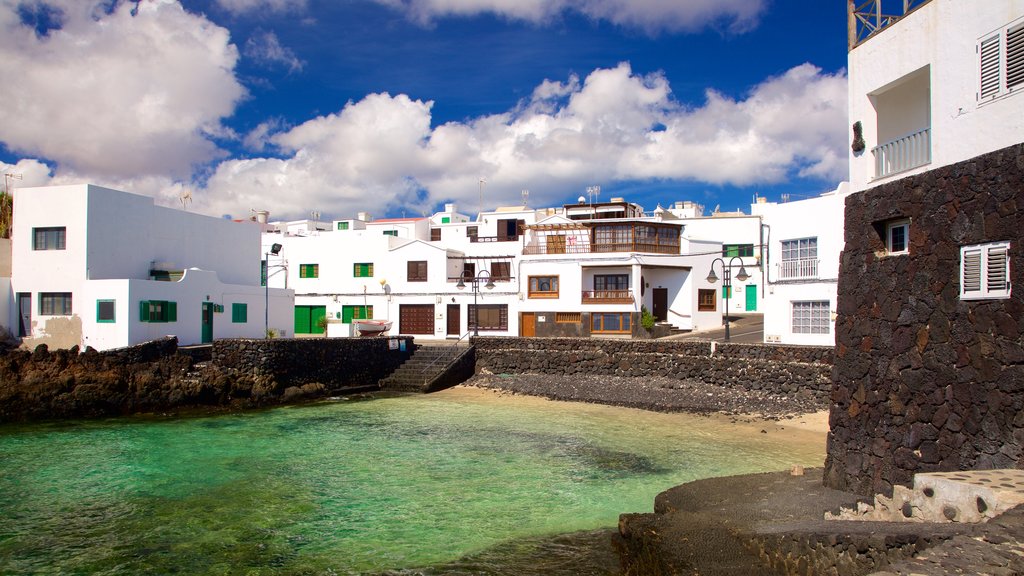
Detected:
left=463, top=370, right=828, bottom=419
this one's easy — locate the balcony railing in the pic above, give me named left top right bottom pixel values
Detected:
left=778, top=259, right=819, bottom=280
left=523, top=241, right=679, bottom=255
left=582, top=290, right=634, bottom=304
left=849, top=0, right=932, bottom=48
left=872, top=127, right=930, bottom=179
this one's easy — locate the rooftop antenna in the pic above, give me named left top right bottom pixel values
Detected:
left=310, top=209, right=321, bottom=223
left=179, top=188, right=193, bottom=210
left=781, top=194, right=790, bottom=203
left=4, top=173, right=22, bottom=195
left=521, top=189, right=529, bottom=207
left=586, top=185, right=600, bottom=205
left=478, top=177, right=486, bottom=217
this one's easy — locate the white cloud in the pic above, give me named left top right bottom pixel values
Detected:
left=0, top=0, right=246, bottom=179
left=214, top=0, right=307, bottom=14
left=244, top=29, right=303, bottom=73
left=198, top=62, right=847, bottom=220
left=372, top=0, right=764, bottom=34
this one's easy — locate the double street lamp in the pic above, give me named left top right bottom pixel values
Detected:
left=706, top=256, right=750, bottom=341
left=456, top=269, right=495, bottom=336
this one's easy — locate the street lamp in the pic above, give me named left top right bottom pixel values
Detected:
left=706, top=256, right=749, bottom=341
left=264, top=243, right=282, bottom=338
left=456, top=269, right=495, bottom=336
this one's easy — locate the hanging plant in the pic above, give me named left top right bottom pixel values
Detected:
left=851, top=121, right=866, bottom=153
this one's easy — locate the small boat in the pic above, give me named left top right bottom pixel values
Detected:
left=354, top=319, right=392, bottom=337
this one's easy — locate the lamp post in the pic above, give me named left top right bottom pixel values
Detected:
left=264, top=243, right=282, bottom=338
left=706, top=256, right=750, bottom=341
left=456, top=269, right=495, bottom=336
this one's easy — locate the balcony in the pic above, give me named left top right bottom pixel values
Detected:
left=873, top=127, right=930, bottom=179
left=523, top=222, right=681, bottom=255
left=582, top=290, right=634, bottom=304
left=849, top=0, right=932, bottom=48
left=778, top=259, right=819, bottom=280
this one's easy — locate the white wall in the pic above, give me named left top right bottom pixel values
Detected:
left=681, top=215, right=765, bottom=314
left=849, top=0, right=1024, bottom=191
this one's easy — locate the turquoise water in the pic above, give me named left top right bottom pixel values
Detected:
left=0, top=389, right=825, bottom=575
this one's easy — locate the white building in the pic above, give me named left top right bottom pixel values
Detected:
left=848, top=0, right=1024, bottom=192
left=10, top=184, right=294, bottom=350
left=754, top=183, right=853, bottom=346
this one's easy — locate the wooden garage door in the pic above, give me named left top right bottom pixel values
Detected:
left=400, top=304, right=434, bottom=335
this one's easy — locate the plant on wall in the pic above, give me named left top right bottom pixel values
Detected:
left=851, top=121, right=866, bottom=153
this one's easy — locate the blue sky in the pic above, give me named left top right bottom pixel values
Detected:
left=0, top=0, right=850, bottom=220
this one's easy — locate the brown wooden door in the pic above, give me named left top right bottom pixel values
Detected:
left=447, top=304, right=460, bottom=336
left=653, top=288, right=668, bottom=322
left=400, top=304, right=435, bottom=334
left=521, top=312, right=536, bottom=337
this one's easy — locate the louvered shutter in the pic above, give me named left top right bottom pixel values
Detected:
left=962, top=248, right=983, bottom=295
left=1008, top=24, right=1024, bottom=90
left=987, top=245, right=1009, bottom=293
left=961, top=242, right=1011, bottom=300
left=980, top=35, right=1001, bottom=99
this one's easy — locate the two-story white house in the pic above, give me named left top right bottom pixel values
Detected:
left=10, top=184, right=294, bottom=350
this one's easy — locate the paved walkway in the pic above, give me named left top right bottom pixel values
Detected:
left=661, top=313, right=765, bottom=343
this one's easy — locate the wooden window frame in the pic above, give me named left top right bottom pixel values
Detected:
left=698, top=289, right=716, bottom=312
left=408, top=260, right=428, bottom=282
left=590, top=312, right=631, bottom=334
left=430, top=228, right=441, bottom=242
left=528, top=275, right=559, bottom=298
left=555, top=312, right=581, bottom=323
left=491, top=261, right=511, bottom=281
left=469, top=304, right=508, bottom=331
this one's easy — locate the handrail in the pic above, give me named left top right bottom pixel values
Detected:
left=419, top=332, right=473, bottom=385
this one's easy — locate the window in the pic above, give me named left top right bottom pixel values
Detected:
left=698, top=289, right=716, bottom=312
left=300, top=264, right=319, bottom=278
left=528, top=276, right=559, bottom=298
left=139, top=300, right=177, bottom=323
left=591, top=312, right=631, bottom=334
left=556, top=312, right=581, bottom=323
left=33, top=227, right=66, bottom=250
left=430, top=228, right=441, bottom=242
left=723, top=244, right=754, bottom=258
left=491, top=262, right=511, bottom=281
left=594, top=274, right=629, bottom=291
left=39, top=293, right=72, bottom=316
left=780, top=237, right=819, bottom=279
left=462, top=262, right=475, bottom=281
left=383, top=230, right=398, bottom=237
left=337, top=222, right=349, bottom=230
left=441, top=216, right=451, bottom=224
left=342, top=305, right=373, bottom=323
left=792, top=301, right=830, bottom=334
left=961, top=242, right=1011, bottom=300
left=469, top=305, right=507, bottom=331
left=886, top=220, right=909, bottom=255
left=354, top=263, right=373, bottom=277
left=979, top=23, right=1024, bottom=101
left=408, top=261, right=428, bottom=282
left=232, top=303, right=247, bottom=323
left=467, top=226, right=478, bottom=239
left=96, top=300, right=116, bottom=323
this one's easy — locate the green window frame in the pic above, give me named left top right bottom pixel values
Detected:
left=383, top=230, right=398, bottom=237
left=232, top=303, right=248, bottom=323
left=300, top=264, right=319, bottom=278
left=723, top=244, right=754, bottom=258
left=441, top=216, right=451, bottom=224
left=337, top=221, right=349, bottom=230
left=96, top=300, right=116, bottom=323
left=341, top=305, right=373, bottom=323
left=354, top=263, right=373, bottom=277
left=139, top=300, right=177, bottom=323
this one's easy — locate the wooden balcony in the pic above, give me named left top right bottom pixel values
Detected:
left=582, top=290, right=634, bottom=304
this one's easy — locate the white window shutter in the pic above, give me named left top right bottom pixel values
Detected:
left=1008, top=24, right=1024, bottom=90
left=980, top=35, right=1002, bottom=99
left=961, top=242, right=1011, bottom=300
left=987, top=244, right=1009, bottom=293
left=962, top=247, right=983, bottom=295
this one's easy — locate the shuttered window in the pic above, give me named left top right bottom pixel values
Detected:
left=408, top=261, right=427, bottom=282
left=961, top=242, right=1011, bottom=300
left=232, top=303, right=247, bottom=323
left=468, top=305, right=507, bottom=331
left=981, top=35, right=1002, bottom=99
left=980, top=22, right=1024, bottom=100
left=354, top=263, right=373, bottom=277
left=1009, top=24, right=1024, bottom=90
left=299, top=264, right=319, bottom=278
left=139, top=300, right=177, bottom=323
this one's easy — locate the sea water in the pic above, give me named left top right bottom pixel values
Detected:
left=0, top=388, right=826, bottom=575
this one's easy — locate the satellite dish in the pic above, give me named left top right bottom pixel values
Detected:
left=578, top=196, right=586, bottom=204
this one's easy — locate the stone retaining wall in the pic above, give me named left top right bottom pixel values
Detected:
left=473, top=337, right=833, bottom=399
left=825, top=143, right=1024, bottom=497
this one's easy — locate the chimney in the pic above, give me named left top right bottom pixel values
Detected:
left=444, top=203, right=456, bottom=213
left=255, top=210, right=270, bottom=224
left=357, top=212, right=371, bottom=222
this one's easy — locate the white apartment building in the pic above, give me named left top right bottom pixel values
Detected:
left=754, top=183, right=853, bottom=346
left=10, top=184, right=294, bottom=351
left=848, top=0, right=1024, bottom=192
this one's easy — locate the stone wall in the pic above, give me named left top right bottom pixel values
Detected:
left=473, top=337, right=833, bottom=399
left=825, top=143, right=1024, bottom=496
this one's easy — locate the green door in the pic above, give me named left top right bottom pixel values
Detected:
left=294, top=305, right=327, bottom=334
left=201, top=302, right=214, bottom=343
left=745, top=285, right=758, bottom=312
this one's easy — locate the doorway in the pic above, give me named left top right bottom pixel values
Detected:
left=652, top=288, right=668, bottom=322
left=745, top=285, right=758, bottom=312
left=520, top=312, right=536, bottom=337
left=447, top=304, right=460, bottom=336
left=17, top=293, right=31, bottom=337
left=201, top=302, right=214, bottom=343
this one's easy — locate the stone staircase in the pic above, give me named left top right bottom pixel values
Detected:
left=379, top=344, right=475, bottom=393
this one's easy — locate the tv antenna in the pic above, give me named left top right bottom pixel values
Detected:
left=3, top=173, right=22, bottom=195
left=179, top=188, right=193, bottom=210
left=521, top=189, right=529, bottom=207
left=586, top=185, right=600, bottom=205
left=478, top=177, right=486, bottom=217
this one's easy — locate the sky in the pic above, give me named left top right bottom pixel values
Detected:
left=0, top=0, right=851, bottom=221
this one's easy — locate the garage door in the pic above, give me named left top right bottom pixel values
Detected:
left=400, top=304, right=434, bottom=335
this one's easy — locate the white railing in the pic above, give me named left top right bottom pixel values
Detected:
left=872, top=127, right=930, bottom=179
left=778, top=259, right=819, bottom=280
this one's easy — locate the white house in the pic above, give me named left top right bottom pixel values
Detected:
left=848, top=0, right=1024, bottom=192
left=11, top=184, right=294, bottom=350
left=753, top=183, right=853, bottom=346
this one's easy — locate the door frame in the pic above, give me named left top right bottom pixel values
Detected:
left=520, top=312, right=536, bottom=337
left=652, top=288, right=668, bottom=322
left=745, top=284, right=758, bottom=312
left=447, top=304, right=460, bottom=336
left=201, top=302, right=214, bottom=343
left=17, top=292, right=31, bottom=337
